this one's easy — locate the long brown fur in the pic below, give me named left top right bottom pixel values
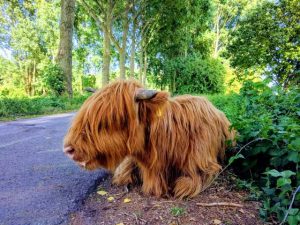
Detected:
left=64, top=80, right=235, bottom=199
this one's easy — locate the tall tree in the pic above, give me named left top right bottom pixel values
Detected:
left=0, top=0, right=60, bottom=96
left=227, top=0, right=300, bottom=87
left=79, top=0, right=134, bottom=84
left=147, top=0, right=214, bottom=91
left=109, top=1, right=132, bottom=79
left=211, top=0, right=249, bottom=58
left=56, top=0, right=76, bottom=97
left=129, top=1, right=138, bottom=78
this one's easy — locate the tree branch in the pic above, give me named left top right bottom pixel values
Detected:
left=79, top=0, right=105, bottom=31
left=108, top=29, right=121, bottom=51
left=95, top=0, right=105, bottom=14
left=109, top=0, right=132, bottom=51
left=196, top=202, right=243, bottom=208
left=112, top=0, right=133, bottom=22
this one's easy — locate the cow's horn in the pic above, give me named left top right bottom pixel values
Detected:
left=84, top=87, right=97, bottom=93
left=135, top=89, right=158, bottom=100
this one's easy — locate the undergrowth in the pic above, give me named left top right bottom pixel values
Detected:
left=209, top=80, right=299, bottom=225
left=0, top=94, right=90, bottom=120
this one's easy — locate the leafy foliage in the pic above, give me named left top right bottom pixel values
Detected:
left=212, top=80, right=300, bottom=224
left=0, top=94, right=90, bottom=120
left=42, top=64, right=66, bottom=96
left=147, top=0, right=215, bottom=91
left=0, top=0, right=60, bottom=96
left=161, top=55, right=225, bottom=94
left=0, top=57, right=24, bottom=97
left=82, top=74, right=96, bottom=89
left=227, top=0, right=300, bottom=87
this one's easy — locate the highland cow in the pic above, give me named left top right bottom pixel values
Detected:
left=63, top=80, right=235, bottom=199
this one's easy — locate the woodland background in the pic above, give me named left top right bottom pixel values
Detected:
left=0, top=0, right=299, bottom=224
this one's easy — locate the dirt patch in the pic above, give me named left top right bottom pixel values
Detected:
left=70, top=174, right=264, bottom=225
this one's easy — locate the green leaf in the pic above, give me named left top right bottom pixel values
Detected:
left=277, top=178, right=291, bottom=188
left=265, top=169, right=282, bottom=177
left=287, top=151, right=300, bottom=163
left=262, top=187, right=275, bottom=196
left=288, top=208, right=299, bottom=216
left=287, top=214, right=300, bottom=225
left=228, top=154, right=245, bottom=165
left=281, top=170, right=296, bottom=178
left=290, top=138, right=300, bottom=150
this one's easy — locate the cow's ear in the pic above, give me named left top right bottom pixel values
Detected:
left=135, top=89, right=169, bottom=123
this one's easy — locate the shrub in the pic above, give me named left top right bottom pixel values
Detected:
left=162, top=54, right=225, bottom=94
left=0, top=94, right=90, bottom=119
left=207, top=93, right=241, bottom=122
left=210, top=80, right=299, bottom=224
left=42, top=64, right=66, bottom=96
left=82, top=74, right=96, bottom=88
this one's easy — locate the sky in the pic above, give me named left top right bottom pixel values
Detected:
left=0, top=48, right=12, bottom=60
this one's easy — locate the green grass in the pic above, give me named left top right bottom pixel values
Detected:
left=0, top=94, right=90, bottom=120
left=170, top=206, right=185, bottom=217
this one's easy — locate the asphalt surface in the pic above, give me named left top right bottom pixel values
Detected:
left=0, top=113, right=107, bottom=225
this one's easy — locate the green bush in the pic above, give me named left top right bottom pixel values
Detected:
left=209, top=80, right=299, bottom=224
left=42, top=64, right=66, bottom=96
left=0, top=95, right=90, bottom=119
left=207, top=93, right=241, bottom=122
left=163, top=54, right=225, bottom=94
left=82, top=74, right=96, bottom=88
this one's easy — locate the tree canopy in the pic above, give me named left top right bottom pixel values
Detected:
left=0, top=0, right=298, bottom=95
left=227, top=0, right=300, bottom=87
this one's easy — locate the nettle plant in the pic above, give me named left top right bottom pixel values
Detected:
left=228, top=80, right=299, bottom=224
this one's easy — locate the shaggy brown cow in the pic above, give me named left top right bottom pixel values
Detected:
left=64, top=80, right=235, bottom=199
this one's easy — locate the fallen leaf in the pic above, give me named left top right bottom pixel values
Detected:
left=97, top=190, right=107, bottom=196
left=213, top=219, right=222, bottom=225
left=236, top=193, right=243, bottom=199
left=169, top=223, right=177, bottom=225
left=123, top=198, right=131, bottom=203
left=107, top=196, right=115, bottom=202
left=239, top=209, right=245, bottom=214
left=189, top=217, right=196, bottom=221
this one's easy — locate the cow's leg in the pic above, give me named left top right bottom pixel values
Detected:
left=140, top=167, right=168, bottom=197
left=174, top=160, right=221, bottom=199
left=112, top=156, right=136, bottom=186
left=173, top=174, right=203, bottom=199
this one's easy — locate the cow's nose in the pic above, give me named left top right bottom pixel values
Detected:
left=64, top=146, right=75, bottom=157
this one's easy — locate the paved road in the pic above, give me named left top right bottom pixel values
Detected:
left=0, top=113, right=107, bottom=225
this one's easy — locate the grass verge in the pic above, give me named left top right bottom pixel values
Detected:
left=0, top=94, right=90, bottom=121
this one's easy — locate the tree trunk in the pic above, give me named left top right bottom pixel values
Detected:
left=32, top=60, right=36, bottom=96
left=130, top=20, right=137, bottom=78
left=56, top=0, right=75, bottom=98
left=139, top=50, right=143, bottom=83
left=119, top=49, right=126, bottom=79
left=142, top=52, right=147, bottom=86
left=172, top=71, right=176, bottom=93
left=27, top=66, right=32, bottom=96
left=102, top=28, right=111, bottom=86
left=213, top=11, right=220, bottom=58
left=119, top=19, right=129, bottom=79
